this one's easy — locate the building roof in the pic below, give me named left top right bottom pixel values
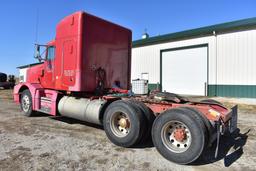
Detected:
left=133, top=17, right=256, bottom=48
left=17, top=62, right=43, bottom=69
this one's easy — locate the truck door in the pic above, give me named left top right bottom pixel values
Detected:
left=43, top=46, right=55, bottom=88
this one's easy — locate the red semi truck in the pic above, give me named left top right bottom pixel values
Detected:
left=13, top=11, right=238, bottom=164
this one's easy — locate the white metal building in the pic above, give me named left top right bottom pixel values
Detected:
left=132, top=17, right=256, bottom=98
left=17, top=63, right=42, bottom=83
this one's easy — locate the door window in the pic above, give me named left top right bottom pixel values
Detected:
left=47, top=46, right=55, bottom=60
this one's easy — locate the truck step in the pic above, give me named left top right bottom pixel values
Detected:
left=40, top=97, right=51, bottom=103
left=37, top=107, right=51, bottom=114
left=39, top=97, right=52, bottom=114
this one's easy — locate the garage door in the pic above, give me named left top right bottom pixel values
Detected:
left=162, top=46, right=207, bottom=96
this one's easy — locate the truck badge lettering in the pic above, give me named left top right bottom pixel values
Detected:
left=64, top=70, right=75, bottom=77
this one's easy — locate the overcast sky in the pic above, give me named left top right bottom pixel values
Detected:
left=1, top=0, right=256, bottom=75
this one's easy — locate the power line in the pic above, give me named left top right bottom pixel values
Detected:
left=35, top=8, right=39, bottom=43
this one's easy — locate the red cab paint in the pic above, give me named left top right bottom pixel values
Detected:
left=26, top=11, right=131, bottom=92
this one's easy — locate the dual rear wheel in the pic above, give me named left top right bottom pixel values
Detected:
left=103, top=100, right=155, bottom=147
left=103, top=100, right=210, bottom=164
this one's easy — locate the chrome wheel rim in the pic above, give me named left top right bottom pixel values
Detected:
left=161, top=120, right=192, bottom=153
left=22, top=95, right=30, bottom=112
left=110, top=112, right=131, bottom=137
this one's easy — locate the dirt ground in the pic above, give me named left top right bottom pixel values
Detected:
left=0, top=89, right=255, bottom=171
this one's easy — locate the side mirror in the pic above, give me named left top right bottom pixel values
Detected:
left=34, top=44, right=41, bottom=61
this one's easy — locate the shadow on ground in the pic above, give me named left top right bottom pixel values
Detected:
left=50, top=115, right=155, bottom=148
left=193, top=128, right=250, bottom=167
left=50, top=116, right=104, bottom=130
left=35, top=113, right=155, bottom=148
left=31, top=113, right=249, bottom=165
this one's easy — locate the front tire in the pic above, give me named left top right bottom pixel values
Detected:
left=152, top=108, right=206, bottom=164
left=20, top=89, right=34, bottom=117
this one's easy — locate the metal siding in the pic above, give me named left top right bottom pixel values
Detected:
left=132, top=36, right=216, bottom=84
left=217, top=29, right=256, bottom=85
left=132, top=29, right=256, bottom=97
left=131, top=46, right=160, bottom=83
left=19, top=68, right=27, bottom=82
left=208, top=85, right=256, bottom=98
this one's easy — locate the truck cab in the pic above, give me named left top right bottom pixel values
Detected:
left=24, top=11, right=131, bottom=94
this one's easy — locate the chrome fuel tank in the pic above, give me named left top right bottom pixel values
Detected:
left=58, top=96, right=107, bottom=125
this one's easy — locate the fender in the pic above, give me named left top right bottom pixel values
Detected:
left=13, top=83, right=43, bottom=104
left=13, top=83, right=59, bottom=115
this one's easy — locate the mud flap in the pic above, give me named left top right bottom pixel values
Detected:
left=215, top=120, right=221, bottom=158
left=229, top=105, right=238, bottom=133
left=215, top=105, right=238, bottom=158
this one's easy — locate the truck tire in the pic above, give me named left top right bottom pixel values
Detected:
left=179, top=107, right=213, bottom=147
left=128, top=100, right=155, bottom=142
left=20, top=89, right=34, bottom=117
left=103, top=100, right=145, bottom=147
left=152, top=107, right=206, bottom=164
left=200, top=99, right=223, bottom=106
